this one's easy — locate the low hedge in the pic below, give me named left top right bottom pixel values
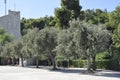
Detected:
left=38, top=59, right=120, bottom=71
left=57, top=60, right=87, bottom=68
left=95, top=60, right=112, bottom=69
left=70, top=60, right=86, bottom=68
left=57, top=59, right=120, bottom=70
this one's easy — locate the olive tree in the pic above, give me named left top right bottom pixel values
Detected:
left=69, top=19, right=111, bottom=72
left=85, top=24, right=111, bottom=71
left=56, top=29, right=76, bottom=67
left=0, top=28, right=14, bottom=65
left=21, top=28, right=40, bottom=68
left=40, top=27, right=59, bottom=69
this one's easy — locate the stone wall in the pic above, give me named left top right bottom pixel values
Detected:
left=0, top=10, right=21, bottom=40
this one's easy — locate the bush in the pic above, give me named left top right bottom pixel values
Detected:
left=38, top=60, right=48, bottom=66
left=57, top=60, right=72, bottom=67
left=38, top=59, right=120, bottom=71
left=71, top=60, right=86, bottom=68
left=96, top=52, right=112, bottom=60
left=57, top=59, right=120, bottom=70
left=96, top=60, right=120, bottom=71
left=96, top=60, right=112, bottom=69
left=110, top=60, right=120, bottom=71
left=57, top=59, right=86, bottom=68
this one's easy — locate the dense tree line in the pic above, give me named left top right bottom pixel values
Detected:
left=0, top=28, right=14, bottom=65
left=1, top=20, right=111, bottom=72
left=0, top=0, right=120, bottom=72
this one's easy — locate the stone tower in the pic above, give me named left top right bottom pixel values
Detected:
left=0, top=10, right=21, bottom=40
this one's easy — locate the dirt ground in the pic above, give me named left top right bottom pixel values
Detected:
left=0, top=66, right=120, bottom=80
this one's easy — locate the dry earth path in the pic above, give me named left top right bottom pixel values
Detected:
left=0, top=66, right=120, bottom=80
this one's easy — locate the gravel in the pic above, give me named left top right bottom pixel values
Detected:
left=0, top=66, right=120, bottom=80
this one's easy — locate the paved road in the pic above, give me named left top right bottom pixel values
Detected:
left=0, top=66, right=120, bottom=80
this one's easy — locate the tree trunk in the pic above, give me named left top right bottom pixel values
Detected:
left=36, top=56, right=39, bottom=68
left=48, top=59, right=50, bottom=66
left=21, top=57, right=24, bottom=67
left=67, top=59, right=70, bottom=68
left=52, top=57, right=57, bottom=70
left=92, top=55, right=96, bottom=71
left=19, top=55, right=24, bottom=67
left=0, top=57, right=1, bottom=65
left=87, top=56, right=91, bottom=72
left=11, top=57, right=15, bottom=65
left=48, top=57, right=51, bottom=66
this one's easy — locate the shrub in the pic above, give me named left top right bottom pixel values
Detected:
left=96, top=60, right=112, bottom=69
left=71, top=60, right=86, bottom=68
left=38, top=59, right=120, bottom=71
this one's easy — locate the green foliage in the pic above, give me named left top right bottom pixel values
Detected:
left=56, top=55, right=66, bottom=61
left=112, top=24, right=120, bottom=48
left=0, top=28, right=14, bottom=58
left=105, top=6, right=120, bottom=32
left=68, top=19, right=111, bottom=71
left=21, top=16, right=55, bottom=35
left=95, top=60, right=112, bottom=69
left=40, top=27, right=59, bottom=54
left=69, top=19, right=111, bottom=56
left=22, top=28, right=40, bottom=57
left=0, top=28, right=14, bottom=45
left=61, top=0, right=81, bottom=19
left=96, top=51, right=112, bottom=60
left=112, top=6, right=120, bottom=25
left=2, top=4, right=120, bottom=70
left=112, top=23, right=120, bottom=60
left=105, top=14, right=115, bottom=32
left=1, top=43, right=12, bottom=58
left=55, top=8, right=71, bottom=28
left=39, top=27, right=59, bottom=69
left=57, top=59, right=113, bottom=70
left=71, top=60, right=86, bottom=68
left=84, top=9, right=109, bottom=25
left=54, top=0, right=82, bottom=29
left=12, top=40, right=24, bottom=57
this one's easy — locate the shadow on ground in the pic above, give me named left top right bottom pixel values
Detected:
left=50, top=68, right=86, bottom=74
left=27, top=66, right=120, bottom=78
left=27, top=66, right=86, bottom=74
left=94, top=70, right=120, bottom=78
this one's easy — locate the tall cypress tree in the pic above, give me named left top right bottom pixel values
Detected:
left=55, top=0, right=82, bottom=29
left=61, top=0, right=82, bottom=19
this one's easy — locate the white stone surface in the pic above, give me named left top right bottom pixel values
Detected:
left=0, top=66, right=120, bottom=80
left=0, top=10, right=21, bottom=40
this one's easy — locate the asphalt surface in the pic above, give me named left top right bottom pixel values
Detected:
left=0, top=66, right=120, bottom=80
